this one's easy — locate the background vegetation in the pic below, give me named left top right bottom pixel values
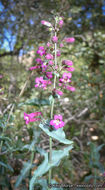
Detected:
left=0, top=0, right=105, bottom=189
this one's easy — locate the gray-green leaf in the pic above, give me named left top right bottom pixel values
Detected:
left=39, top=124, right=73, bottom=145
left=29, top=145, right=73, bottom=190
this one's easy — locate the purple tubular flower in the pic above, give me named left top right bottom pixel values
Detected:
left=35, top=76, right=51, bottom=89
left=52, top=36, right=58, bottom=43
left=36, top=46, right=46, bottom=56
left=29, top=66, right=40, bottom=70
left=66, top=86, right=76, bottom=92
left=0, top=75, right=3, bottom=79
left=64, top=37, right=75, bottom=43
left=48, top=60, right=53, bottom=65
left=38, top=46, right=45, bottom=50
left=41, top=20, right=52, bottom=27
left=62, top=60, right=73, bottom=66
left=57, top=50, right=61, bottom=57
left=0, top=87, right=4, bottom=95
left=45, top=54, right=53, bottom=60
left=36, top=58, right=43, bottom=64
left=60, top=43, right=64, bottom=48
left=35, top=77, right=47, bottom=88
left=46, top=72, right=53, bottom=79
left=58, top=19, right=64, bottom=27
left=50, top=114, right=65, bottom=130
left=66, top=67, right=75, bottom=72
left=41, top=62, right=48, bottom=69
left=55, top=89, right=63, bottom=96
left=47, top=42, right=51, bottom=47
left=24, top=112, right=42, bottom=125
left=59, top=72, right=72, bottom=83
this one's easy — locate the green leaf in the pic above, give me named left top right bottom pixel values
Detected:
left=33, top=179, right=47, bottom=190
left=33, top=179, right=63, bottom=190
left=29, top=145, right=73, bottom=190
left=96, top=144, right=105, bottom=152
left=0, top=136, right=12, bottom=143
left=0, top=161, right=14, bottom=172
left=18, top=98, right=50, bottom=107
left=49, top=95, right=54, bottom=104
left=21, top=131, right=41, bottom=151
left=15, top=162, right=32, bottom=188
left=39, top=123, right=73, bottom=145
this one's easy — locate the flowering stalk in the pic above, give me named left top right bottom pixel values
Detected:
left=23, top=15, right=76, bottom=190
left=48, top=23, right=57, bottom=185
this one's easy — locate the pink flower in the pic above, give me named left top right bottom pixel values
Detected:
left=62, top=60, right=73, bottom=66
left=54, top=66, right=58, bottom=70
left=48, top=60, right=53, bottom=65
left=36, top=58, right=43, bottom=64
left=24, top=112, right=42, bottom=125
left=64, top=37, right=75, bottom=43
left=29, top=66, right=40, bottom=70
left=52, top=36, right=58, bottom=43
left=59, top=72, right=72, bottom=83
left=41, top=20, right=52, bottom=27
left=66, top=86, right=76, bottom=91
left=0, top=87, right=4, bottom=95
left=36, top=46, right=46, bottom=56
left=50, top=115, right=65, bottom=130
left=55, top=89, right=63, bottom=96
left=60, top=43, right=64, bottom=48
left=0, top=75, right=3, bottom=79
left=38, top=46, right=45, bottom=50
left=35, top=77, right=47, bottom=89
left=41, top=62, right=48, bottom=70
left=35, top=76, right=51, bottom=89
left=58, top=19, right=64, bottom=27
left=45, top=54, right=53, bottom=60
left=58, top=83, right=62, bottom=87
left=57, top=50, right=61, bottom=57
left=66, top=67, right=75, bottom=72
left=46, top=72, right=53, bottom=79
left=47, top=42, right=51, bottom=47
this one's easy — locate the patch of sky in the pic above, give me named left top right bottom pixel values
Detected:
left=102, top=5, right=105, bottom=15
left=74, top=18, right=81, bottom=28
left=86, top=12, right=92, bottom=18
left=2, top=29, right=16, bottom=51
left=19, top=46, right=34, bottom=56
left=10, top=15, right=16, bottom=22
left=19, top=49, right=24, bottom=56
left=29, top=19, right=34, bottom=25
left=0, top=2, right=4, bottom=11
left=81, top=6, right=85, bottom=11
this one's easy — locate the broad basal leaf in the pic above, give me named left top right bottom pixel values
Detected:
left=30, top=145, right=73, bottom=190
left=15, top=162, right=32, bottom=188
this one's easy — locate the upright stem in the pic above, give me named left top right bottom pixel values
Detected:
left=29, top=148, right=34, bottom=179
left=48, top=29, right=57, bottom=186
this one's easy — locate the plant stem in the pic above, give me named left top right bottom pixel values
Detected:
left=29, top=148, right=34, bottom=179
left=94, top=168, right=97, bottom=190
left=48, top=28, right=57, bottom=186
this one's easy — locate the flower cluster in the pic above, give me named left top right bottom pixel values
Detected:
left=24, top=16, right=76, bottom=130
left=29, top=16, right=75, bottom=94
